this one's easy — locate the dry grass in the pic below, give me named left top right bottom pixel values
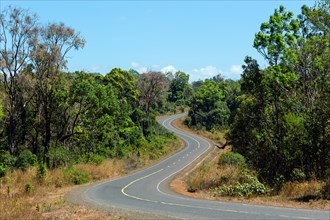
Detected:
left=280, top=180, right=324, bottom=199
left=0, top=159, right=128, bottom=220
left=0, top=134, right=181, bottom=219
left=171, top=116, right=330, bottom=210
left=75, top=159, right=127, bottom=181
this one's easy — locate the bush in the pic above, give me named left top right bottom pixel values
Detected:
left=0, top=165, right=6, bottom=178
left=86, top=153, right=104, bottom=165
left=36, top=163, right=48, bottom=182
left=291, top=168, right=306, bottom=182
left=218, top=152, right=247, bottom=169
left=65, top=168, right=90, bottom=185
left=0, top=150, right=16, bottom=168
left=25, top=183, right=33, bottom=194
left=47, top=142, right=72, bottom=168
left=15, top=149, right=37, bottom=170
left=213, top=175, right=267, bottom=197
left=321, top=179, right=330, bottom=200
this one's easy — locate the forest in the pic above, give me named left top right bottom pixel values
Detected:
left=185, top=2, right=330, bottom=189
left=1, top=1, right=329, bottom=194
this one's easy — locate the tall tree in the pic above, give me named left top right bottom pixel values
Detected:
left=168, top=71, right=192, bottom=104
left=30, top=22, right=85, bottom=164
left=187, top=80, right=229, bottom=130
left=0, top=7, right=38, bottom=154
left=137, top=72, right=169, bottom=134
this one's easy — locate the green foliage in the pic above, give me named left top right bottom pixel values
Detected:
left=86, top=153, right=104, bottom=165
left=65, top=168, right=90, bottom=185
left=168, top=71, right=192, bottom=104
left=229, top=3, right=330, bottom=186
left=0, top=150, right=16, bottom=168
left=25, top=182, right=33, bottom=195
left=291, top=168, right=306, bottom=183
left=187, top=80, right=230, bottom=130
left=47, top=142, right=72, bottom=169
left=15, top=149, right=37, bottom=170
left=213, top=175, right=267, bottom=197
left=0, top=165, right=6, bottom=178
left=218, top=152, right=247, bottom=169
left=36, top=163, right=48, bottom=182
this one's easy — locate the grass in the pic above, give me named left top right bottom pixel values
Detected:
left=173, top=116, right=330, bottom=210
left=0, top=138, right=180, bottom=219
left=0, top=160, right=125, bottom=219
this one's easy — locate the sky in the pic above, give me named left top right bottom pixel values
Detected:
left=1, top=0, right=314, bottom=82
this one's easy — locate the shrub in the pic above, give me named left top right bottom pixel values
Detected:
left=36, top=163, right=48, bottom=182
left=65, top=168, right=90, bottom=185
left=321, top=179, right=330, bottom=200
left=55, top=176, right=64, bottom=188
left=213, top=175, right=267, bottom=197
left=0, top=165, right=6, bottom=177
left=0, top=150, right=16, bottom=168
left=87, top=153, right=104, bottom=165
left=15, top=149, right=37, bottom=170
left=47, top=142, right=72, bottom=168
left=25, top=182, right=33, bottom=194
left=291, top=168, right=306, bottom=182
left=218, top=152, right=247, bottom=169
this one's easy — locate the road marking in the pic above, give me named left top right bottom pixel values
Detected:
left=121, top=169, right=164, bottom=200
left=83, top=114, right=325, bottom=220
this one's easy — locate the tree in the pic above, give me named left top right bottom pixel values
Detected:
left=168, top=71, right=192, bottom=104
left=0, top=7, right=38, bottom=154
left=104, top=68, right=139, bottom=107
left=30, top=22, right=85, bottom=164
left=187, top=80, right=229, bottom=130
left=253, top=5, right=300, bottom=157
left=137, top=72, right=169, bottom=134
left=230, top=2, right=330, bottom=184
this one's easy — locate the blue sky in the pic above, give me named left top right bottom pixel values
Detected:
left=1, top=0, right=314, bottom=82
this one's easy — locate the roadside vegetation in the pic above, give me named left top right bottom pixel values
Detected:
left=0, top=6, right=190, bottom=219
left=0, top=0, right=329, bottom=218
left=183, top=0, right=329, bottom=206
left=178, top=118, right=329, bottom=209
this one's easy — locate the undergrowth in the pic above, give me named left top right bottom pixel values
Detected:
left=0, top=137, right=179, bottom=219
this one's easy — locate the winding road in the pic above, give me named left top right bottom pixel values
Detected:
left=67, top=114, right=330, bottom=219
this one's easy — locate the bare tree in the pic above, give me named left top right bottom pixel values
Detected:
left=137, top=72, right=168, bottom=133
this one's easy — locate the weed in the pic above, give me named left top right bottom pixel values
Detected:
left=291, top=168, right=306, bottom=182
left=65, top=168, right=90, bottom=185
left=280, top=180, right=323, bottom=199
left=24, top=183, right=33, bottom=195
left=218, top=152, right=247, bottom=169
left=36, top=163, right=47, bottom=182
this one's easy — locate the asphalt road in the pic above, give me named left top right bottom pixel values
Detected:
left=67, top=114, right=330, bottom=219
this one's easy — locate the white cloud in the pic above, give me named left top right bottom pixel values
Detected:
left=160, top=65, right=177, bottom=74
left=130, top=61, right=148, bottom=73
left=131, top=62, right=140, bottom=68
left=190, top=65, right=221, bottom=82
left=230, top=64, right=243, bottom=74
left=223, top=64, right=243, bottom=80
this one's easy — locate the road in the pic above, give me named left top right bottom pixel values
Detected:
left=67, top=114, right=330, bottom=219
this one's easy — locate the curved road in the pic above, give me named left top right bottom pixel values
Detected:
left=67, top=114, right=329, bottom=219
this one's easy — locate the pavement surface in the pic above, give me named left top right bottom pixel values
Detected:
left=67, top=114, right=330, bottom=220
